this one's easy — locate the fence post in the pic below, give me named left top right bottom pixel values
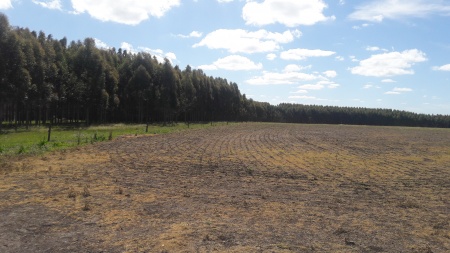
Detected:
left=47, top=124, right=52, bottom=142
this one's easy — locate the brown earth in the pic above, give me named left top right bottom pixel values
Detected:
left=1, top=123, right=449, bottom=252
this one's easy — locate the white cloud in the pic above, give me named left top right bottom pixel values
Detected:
left=165, top=52, right=177, bottom=61
left=323, top=70, right=337, bottom=78
left=120, top=42, right=177, bottom=64
left=289, top=95, right=317, bottom=100
left=0, top=0, right=12, bottom=10
left=432, top=64, right=450, bottom=71
left=94, top=38, right=110, bottom=49
left=366, top=46, right=380, bottom=51
left=120, top=42, right=135, bottom=53
left=290, top=90, right=308, bottom=94
left=280, top=48, right=336, bottom=60
left=284, top=64, right=311, bottom=72
left=266, top=53, right=277, bottom=60
left=297, top=80, right=340, bottom=90
left=349, top=55, right=358, bottom=62
left=32, top=0, right=61, bottom=10
left=393, top=87, right=413, bottom=92
left=246, top=65, right=338, bottom=86
left=381, top=79, right=396, bottom=83
left=353, top=23, right=372, bottom=29
left=363, top=84, right=373, bottom=89
left=350, top=49, right=427, bottom=77
left=198, top=55, right=263, bottom=71
left=349, top=0, right=450, bottom=23
left=242, top=0, right=335, bottom=27
left=385, top=87, right=413, bottom=95
left=217, top=0, right=233, bottom=2
left=328, top=82, right=340, bottom=89
left=335, top=56, right=345, bottom=61
left=70, top=0, right=180, bottom=25
left=193, top=29, right=300, bottom=54
left=176, top=31, right=203, bottom=38
left=246, top=66, right=320, bottom=85
left=366, top=46, right=388, bottom=52
left=288, top=95, right=332, bottom=101
left=141, top=48, right=177, bottom=63
left=298, top=83, right=324, bottom=90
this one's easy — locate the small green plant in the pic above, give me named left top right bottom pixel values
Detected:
left=17, top=145, right=26, bottom=154
left=246, top=167, right=254, bottom=176
left=37, top=139, right=47, bottom=149
left=108, top=131, right=113, bottom=140
left=52, top=142, right=62, bottom=148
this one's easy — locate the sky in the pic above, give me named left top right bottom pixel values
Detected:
left=1, top=0, right=450, bottom=115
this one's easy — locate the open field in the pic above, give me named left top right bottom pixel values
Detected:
left=1, top=123, right=449, bottom=252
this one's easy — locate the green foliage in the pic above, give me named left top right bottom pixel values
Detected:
left=37, top=139, right=47, bottom=149
left=17, top=145, right=26, bottom=154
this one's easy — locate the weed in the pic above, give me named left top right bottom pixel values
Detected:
left=52, top=142, right=62, bottom=148
left=398, top=200, right=421, bottom=209
left=246, top=167, right=254, bottom=176
left=334, top=227, right=349, bottom=235
left=68, top=187, right=76, bottom=199
left=17, top=145, right=26, bottom=154
left=82, top=201, right=91, bottom=211
left=37, top=139, right=47, bottom=149
left=108, top=131, right=113, bottom=141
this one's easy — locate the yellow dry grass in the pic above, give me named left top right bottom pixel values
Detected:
left=0, top=123, right=449, bottom=252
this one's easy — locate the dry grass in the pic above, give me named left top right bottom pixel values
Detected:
left=0, top=123, right=449, bottom=252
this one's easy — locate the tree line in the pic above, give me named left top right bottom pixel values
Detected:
left=1, top=13, right=449, bottom=128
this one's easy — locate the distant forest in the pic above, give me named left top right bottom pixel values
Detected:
left=1, top=13, right=449, bottom=128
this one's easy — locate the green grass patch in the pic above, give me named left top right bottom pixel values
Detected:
left=0, top=122, right=234, bottom=156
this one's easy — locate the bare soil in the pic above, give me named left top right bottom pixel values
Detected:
left=1, top=123, right=449, bottom=252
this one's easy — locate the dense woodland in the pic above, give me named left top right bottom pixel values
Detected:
left=1, top=13, right=449, bottom=128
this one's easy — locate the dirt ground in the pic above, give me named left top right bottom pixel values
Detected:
left=1, top=123, right=449, bottom=253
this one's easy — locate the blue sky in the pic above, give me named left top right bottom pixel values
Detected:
left=1, top=0, right=450, bottom=115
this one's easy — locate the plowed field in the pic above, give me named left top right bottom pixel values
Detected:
left=1, top=123, right=449, bottom=252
